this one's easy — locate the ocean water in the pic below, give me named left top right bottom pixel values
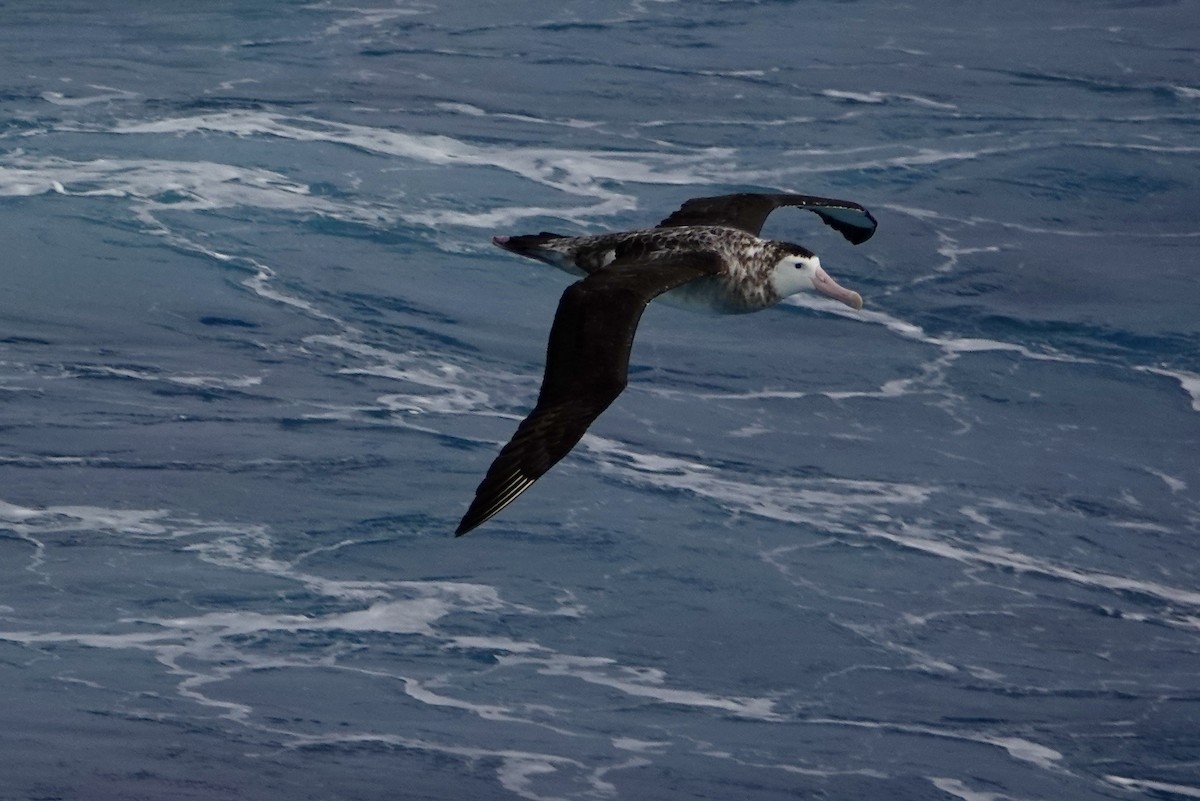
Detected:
left=1, top=2, right=1198, bottom=799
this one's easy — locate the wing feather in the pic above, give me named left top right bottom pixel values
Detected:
left=657, top=192, right=878, bottom=244
left=455, top=252, right=722, bottom=536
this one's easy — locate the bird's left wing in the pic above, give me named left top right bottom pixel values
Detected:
left=657, top=192, right=878, bottom=245
left=456, top=252, right=721, bottom=536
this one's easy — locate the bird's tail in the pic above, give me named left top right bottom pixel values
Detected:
left=492, top=232, right=566, bottom=259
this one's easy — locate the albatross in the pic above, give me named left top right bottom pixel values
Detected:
left=455, top=192, right=878, bottom=536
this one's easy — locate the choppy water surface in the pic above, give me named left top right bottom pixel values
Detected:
left=1, top=2, right=1198, bottom=799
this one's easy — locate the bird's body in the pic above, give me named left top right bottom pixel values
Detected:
left=500, top=226, right=817, bottom=313
left=456, top=192, right=878, bottom=536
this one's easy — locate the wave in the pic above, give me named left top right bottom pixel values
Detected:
left=11, top=483, right=1105, bottom=799
left=580, top=435, right=1200, bottom=630
left=106, top=110, right=725, bottom=225
left=0, top=494, right=783, bottom=799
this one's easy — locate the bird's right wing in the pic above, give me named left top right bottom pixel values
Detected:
left=455, top=252, right=721, bottom=536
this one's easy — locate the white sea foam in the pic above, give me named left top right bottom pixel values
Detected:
left=105, top=110, right=729, bottom=225
left=0, top=499, right=44, bottom=522
left=931, top=776, right=1035, bottom=801
left=821, top=90, right=887, bottom=104
left=1105, top=776, right=1200, bottom=798
left=1145, top=468, right=1187, bottom=494
left=0, top=499, right=215, bottom=540
left=305, top=333, right=496, bottom=416
left=41, top=84, right=138, bottom=106
left=0, top=151, right=383, bottom=325
left=693, top=742, right=892, bottom=780
left=0, top=152, right=321, bottom=212
left=588, top=434, right=934, bottom=515
left=499, top=652, right=779, bottom=721
left=0, top=584, right=761, bottom=800
left=637, top=114, right=820, bottom=128
left=821, top=89, right=958, bottom=110
left=169, top=374, right=264, bottom=389
left=793, top=236, right=1198, bottom=416
left=582, top=433, right=1200, bottom=627
left=63, top=363, right=264, bottom=391
left=314, top=3, right=428, bottom=35
left=1137, top=366, right=1200, bottom=412
left=885, top=200, right=1200, bottom=239
left=878, top=39, right=929, bottom=56
left=100, top=107, right=1068, bottom=232
left=787, top=295, right=1092, bottom=365
left=2, top=489, right=779, bottom=790
left=864, top=523, right=1200, bottom=613
left=807, top=718, right=1063, bottom=772
left=612, top=737, right=670, bottom=753
left=435, top=101, right=600, bottom=130
left=763, top=141, right=1014, bottom=177
left=283, top=731, right=588, bottom=801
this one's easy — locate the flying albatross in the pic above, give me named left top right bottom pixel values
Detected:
left=455, top=192, right=878, bottom=536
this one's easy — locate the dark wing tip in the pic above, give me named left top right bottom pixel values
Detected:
left=454, top=512, right=477, bottom=537
left=455, top=467, right=536, bottom=536
left=811, top=203, right=878, bottom=245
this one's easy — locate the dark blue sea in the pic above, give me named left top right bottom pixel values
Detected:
left=2, top=3, right=1198, bottom=799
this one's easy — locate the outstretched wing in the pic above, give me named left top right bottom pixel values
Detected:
left=657, top=192, right=878, bottom=245
left=456, top=252, right=722, bottom=536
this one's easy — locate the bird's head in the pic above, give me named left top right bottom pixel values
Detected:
left=769, top=243, right=863, bottom=310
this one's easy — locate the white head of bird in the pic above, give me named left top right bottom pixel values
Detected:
left=769, top=246, right=863, bottom=310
